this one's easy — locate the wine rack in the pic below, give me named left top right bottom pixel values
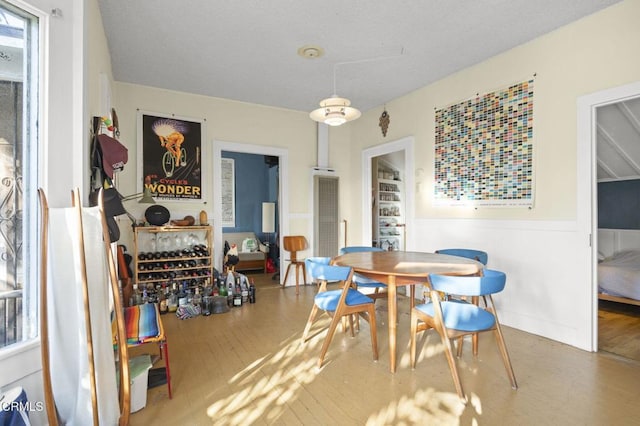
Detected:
left=133, top=225, right=213, bottom=302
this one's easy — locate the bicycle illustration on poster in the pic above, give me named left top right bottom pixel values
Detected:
left=137, top=111, right=205, bottom=201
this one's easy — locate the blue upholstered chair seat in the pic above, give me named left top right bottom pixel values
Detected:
left=415, top=299, right=496, bottom=332
left=315, top=288, right=374, bottom=311
left=410, top=269, right=517, bottom=401
left=302, top=257, right=379, bottom=367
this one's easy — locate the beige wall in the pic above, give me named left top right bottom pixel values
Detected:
left=104, top=0, right=640, bottom=350
left=112, top=83, right=357, bottom=259
left=349, top=0, right=640, bottom=223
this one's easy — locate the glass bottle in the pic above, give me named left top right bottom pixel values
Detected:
left=192, top=286, right=202, bottom=307
left=249, top=279, right=256, bottom=303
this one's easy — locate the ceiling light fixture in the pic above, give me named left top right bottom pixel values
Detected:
left=308, top=48, right=405, bottom=127
left=310, top=95, right=361, bottom=127
left=310, top=61, right=361, bottom=127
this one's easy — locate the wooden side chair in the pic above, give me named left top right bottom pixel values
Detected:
left=301, top=261, right=378, bottom=367
left=282, top=235, right=309, bottom=295
left=409, top=270, right=517, bottom=402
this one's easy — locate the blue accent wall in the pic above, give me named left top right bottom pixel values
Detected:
left=598, top=179, right=640, bottom=229
left=222, top=151, right=278, bottom=241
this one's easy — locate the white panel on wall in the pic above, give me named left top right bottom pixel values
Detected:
left=412, top=218, right=591, bottom=351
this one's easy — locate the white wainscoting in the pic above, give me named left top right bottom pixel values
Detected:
left=412, top=218, right=593, bottom=351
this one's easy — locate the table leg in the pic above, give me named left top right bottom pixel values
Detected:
left=388, top=275, right=397, bottom=373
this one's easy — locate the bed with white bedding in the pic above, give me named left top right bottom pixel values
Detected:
left=598, top=249, right=640, bottom=306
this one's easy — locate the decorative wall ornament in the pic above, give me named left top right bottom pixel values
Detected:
left=379, top=108, right=390, bottom=137
left=434, top=79, right=534, bottom=207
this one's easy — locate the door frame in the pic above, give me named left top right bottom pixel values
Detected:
left=577, top=81, right=640, bottom=351
left=361, top=136, right=415, bottom=249
left=213, top=140, right=289, bottom=276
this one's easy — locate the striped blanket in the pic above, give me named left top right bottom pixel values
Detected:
left=124, top=303, right=162, bottom=345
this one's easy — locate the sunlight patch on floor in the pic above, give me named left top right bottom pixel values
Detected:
left=365, top=388, right=470, bottom=425
left=205, top=329, right=323, bottom=424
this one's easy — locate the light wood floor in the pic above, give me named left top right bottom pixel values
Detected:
left=130, top=273, right=640, bottom=425
left=598, top=300, right=640, bottom=362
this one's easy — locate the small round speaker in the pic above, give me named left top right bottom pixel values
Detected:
left=145, top=205, right=170, bottom=226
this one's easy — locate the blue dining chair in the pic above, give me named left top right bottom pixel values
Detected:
left=339, top=246, right=388, bottom=302
left=435, top=248, right=488, bottom=353
left=305, top=256, right=354, bottom=333
left=435, top=248, right=488, bottom=266
left=305, top=256, right=332, bottom=288
left=409, top=269, right=517, bottom=402
left=301, top=260, right=378, bottom=367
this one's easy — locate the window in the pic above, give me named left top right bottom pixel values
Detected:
left=0, top=0, right=39, bottom=350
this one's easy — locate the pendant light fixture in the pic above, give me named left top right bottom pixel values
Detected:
left=309, top=58, right=361, bottom=126
left=310, top=95, right=361, bottom=126
left=305, top=47, right=404, bottom=127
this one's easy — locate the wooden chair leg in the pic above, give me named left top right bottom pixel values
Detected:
left=302, top=305, right=320, bottom=342
left=318, top=312, right=342, bottom=367
left=282, top=263, right=294, bottom=288
left=410, top=311, right=418, bottom=368
left=494, top=325, right=518, bottom=389
left=295, top=263, right=302, bottom=295
left=302, top=263, right=307, bottom=286
left=160, top=340, right=172, bottom=399
left=472, top=333, right=479, bottom=356
left=472, top=296, right=480, bottom=355
left=348, top=314, right=355, bottom=337
left=438, top=326, right=466, bottom=402
left=456, top=337, right=464, bottom=357
left=410, top=286, right=416, bottom=310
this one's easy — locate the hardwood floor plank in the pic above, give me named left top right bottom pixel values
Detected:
left=598, top=300, right=640, bottom=361
left=128, top=273, right=640, bottom=425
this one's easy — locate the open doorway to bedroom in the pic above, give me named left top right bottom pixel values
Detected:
left=595, top=95, right=640, bottom=362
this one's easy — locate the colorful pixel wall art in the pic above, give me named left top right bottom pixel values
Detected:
left=434, top=79, right=534, bottom=207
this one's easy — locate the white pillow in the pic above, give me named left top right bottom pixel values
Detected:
left=242, top=238, right=257, bottom=252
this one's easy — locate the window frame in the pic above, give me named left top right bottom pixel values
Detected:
left=0, top=0, right=39, bottom=356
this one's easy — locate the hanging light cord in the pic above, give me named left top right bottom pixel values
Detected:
left=332, top=48, right=405, bottom=95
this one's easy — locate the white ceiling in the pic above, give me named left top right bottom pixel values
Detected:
left=597, top=97, right=640, bottom=182
left=97, top=0, right=621, bottom=114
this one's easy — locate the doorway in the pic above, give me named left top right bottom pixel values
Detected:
left=372, top=152, right=406, bottom=250
left=594, top=95, right=640, bottom=361
left=577, top=80, right=640, bottom=353
left=213, top=141, right=289, bottom=279
left=362, top=137, right=415, bottom=250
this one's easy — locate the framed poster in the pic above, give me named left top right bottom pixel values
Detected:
left=434, top=79, right=534, bottom=207
left=137, top=111, right=204, bottom=201
left=221, top=158, right=235, bottom=227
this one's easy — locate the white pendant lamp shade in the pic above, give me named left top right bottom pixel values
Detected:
left=309, top=96, right=361, bottom=126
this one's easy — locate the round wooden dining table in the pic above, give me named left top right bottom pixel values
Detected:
left=332, top=251, right=483, bottom=373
